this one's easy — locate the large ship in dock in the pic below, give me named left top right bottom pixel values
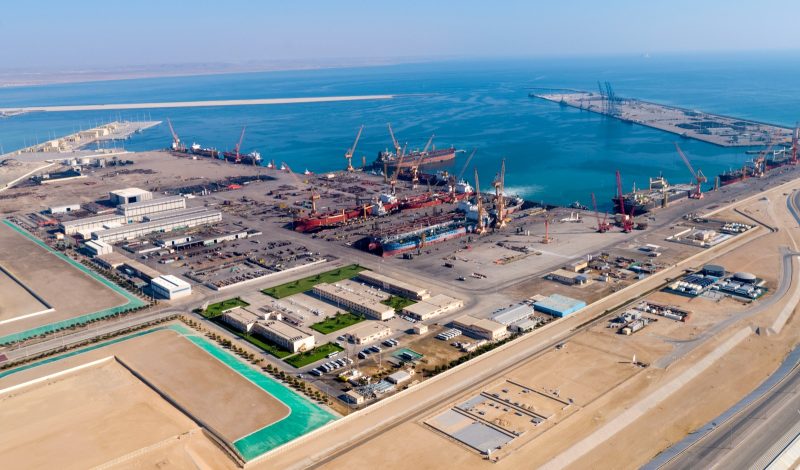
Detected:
left=369, top=214, right=468, bottom=257
left=612, top=176, right=694, bottom=215
left=374, top=147, right=457, bottom=170
left=222, top=149, right=262, bottom=165
left=189, top=143, right=221, bottom=159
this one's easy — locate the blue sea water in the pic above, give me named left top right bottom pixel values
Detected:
left=2, top=53, right=799, bottom=209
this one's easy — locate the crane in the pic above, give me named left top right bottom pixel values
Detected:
left=752, top=136, right=777, bottom=177
left=450, top=148, right=477, bottom=194
left=616, top=170, right=633, bottom=233
left=232, top=127, right=246, bottom=163
left=493, top=158, right=506, bottom=228
left=474, top=168, right=486, bottom=234
left=387, top=123, right=402, bottom=160
left=422, top=134, right=435, bottom=154
left=166, top=118, right=184, bottom=152
left=389, top=145, right=407, bottom=195
left=345, top=125, right=364, bottom=172
left=674, top=143, right=707, bottom=199
left=282, top=162, right=319, bottom=214
left=791, top=123, right=799, bottom=165
left=591, top=192, right=610, bottom=232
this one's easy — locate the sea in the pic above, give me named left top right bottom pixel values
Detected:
left=2, top=52, right=799, bottom=210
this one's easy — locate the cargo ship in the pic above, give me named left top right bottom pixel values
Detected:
left=612, top=176, right=694, bottom=215
left=189, top=143, right=221, bottom=159
left=222, top=150, right=262, bottom=165
left=374, top=147, right=457, bottom=170
left=370, top=214, right=468, bottom=257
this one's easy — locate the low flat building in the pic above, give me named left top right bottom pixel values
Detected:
left=312, top=282, right=395, bottom=320
left=565, top=259, right=589, bottom=272
left=547, top=268, right=590, bottom=286
left=534, top=294, right=586, bottom=318
left=252, top=320, right=315, bottom=353
left=341, top=390, right=365, bottom=405
left=357, top=270, right=431, bottom=300
left=60, top=213, right=126, bottom=236
left=221, top=308, right=263, bottom=333
left=92, top=210, right=221, bottom=243
left=84, top=239, right=112, bottom=257
left=49, top=203, right=80, bottom=214
left=96, top=252, right=130, bottom=270
left=386, top=369, right=414, bottom=385
left=491, top=303, right=535, bottom=325
left=413, top=324, right=428, bottom=335
left=402, top=294, right=463, bottom=321
left=346, top=322, right=392, bottom=345
left=151, top=275, right=192, bottom=300
left=451, top=315, right=507, bottom=341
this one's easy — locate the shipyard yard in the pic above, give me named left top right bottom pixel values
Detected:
left=1, top=90, right=800, bottom=470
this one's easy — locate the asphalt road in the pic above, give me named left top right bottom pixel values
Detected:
left=661, top=362, right=800, bottom=469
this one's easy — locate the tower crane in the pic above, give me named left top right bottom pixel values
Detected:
left=344, top=125, right=364, bottom=172
left=493, top=158, right=506, bottom=228
left=474, top=168, right=486, bottom=234
left=282, top=162, right=319, bottom=214
left=167, top=118, right=185, bottom=152
left=674, top=143, right=707, bottom=199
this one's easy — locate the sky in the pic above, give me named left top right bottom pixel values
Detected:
left=2, top=0, right=799, bottom=69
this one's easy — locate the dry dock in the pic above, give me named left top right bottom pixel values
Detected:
left=0, top=95, right=394, bottom=114
left=532, top=90, right=794, bottom=147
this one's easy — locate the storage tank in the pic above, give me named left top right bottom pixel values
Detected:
left=733, top=272, right=757, bottom=284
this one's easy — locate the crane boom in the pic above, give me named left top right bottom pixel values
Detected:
left=674, top=143, right=699, bottom=181
left=234, top=127, right=246, bottom=160
left=167, top=118, right=180, bottom=149
left=422, top=134, right=435, bottom=154
left=387, top=123, right=401, bottom=156
left=345, top=125, right=364, bottom=171
left=457, top=149, right=477, bottom=181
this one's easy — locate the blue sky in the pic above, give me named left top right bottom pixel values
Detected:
left=3, top=0, right=799, bottom=68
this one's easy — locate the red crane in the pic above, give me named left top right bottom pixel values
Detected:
left=591, top=192, right=610, bottom=233
left=616, top=170, right=633, bottom=233
left=674, top=143, right=707, bottom=199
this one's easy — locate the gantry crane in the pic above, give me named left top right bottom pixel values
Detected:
left=344, top=125, right=364, bottom=172
left=474, top=168, right=486, bottom=234
left=167, top=118, right=185, bottom=152
left=282, top=162, right=319, bottom=214
left=674, top=143, right=707, bottom=199
left=493, top=158, right=507, bottom=228
left=591, top=192, right=610, bottom=232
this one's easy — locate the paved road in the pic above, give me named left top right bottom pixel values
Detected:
left=661, top=362, right=800, bottom=470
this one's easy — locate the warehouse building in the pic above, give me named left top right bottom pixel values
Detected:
left=491, top=303, right=535, bottom=326
left=386, top=369, right=414, bottom=385
left=402, top=294, right=463, bottom=321
left=312, top=282, right=395, bottom=320
left=564, top=258, right=589, bottom=272
left=84, top=239, right=113, bottom=257
left=61, top=213, right=126, bottom=236
left=547, top=268, right=590, bottom=286
left=221, top=308, right=264, bottom=333
left=252, top=320, right=315, bottom=353
left=533, top=294, right=586, bottom=318
left=48, top=203, right=81, bottom=214
left=357, top=270, right=431, bottom=300
left=151, top=275, right=192, bottom=299
left=92, top=209, right=222, bottom=243
left=109, top=188, right=152, bottom=205
left=118, top=195, right=186, bottom=221
left=451, top=315, right=508, bottom=341
left=346, top=322, right=392, bottom=344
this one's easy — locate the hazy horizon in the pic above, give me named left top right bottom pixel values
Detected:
left=3, top=0, right=799, bottom=71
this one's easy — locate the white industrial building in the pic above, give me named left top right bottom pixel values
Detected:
left=491, top=303, right=535, bottom=325
left=60, top=213, right=127, bottom=236
left=451, top=315, right=508, bottom=341
left=402, top=294, right=464, bottom=321
left=84, top=239, right=113, bottom=257
left=119, top=195, right=186, bottom=221
left=252, top=321, right=315, bottom=353
left=92, top=209, right=222, bottom=243
left=357, top=270, right=431, bottom=300
left=151, top=275, right=192, bottom=299
left=346, top=322, right=392, bottom=344
left=221, top=308, right=264, bottom=333
left=109, top=188, right=152, bottom=205
left=48, top=203, right=81, bottom=214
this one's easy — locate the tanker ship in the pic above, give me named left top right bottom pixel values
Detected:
left=374, top=147, right=457, bottom=170
left=612, top=176, right=693, bottom=215
left=222, top=150, right=262, bottom=165
left=189, top=143, right=221, bottom=159
left=370, top=214, right=468, bottom=257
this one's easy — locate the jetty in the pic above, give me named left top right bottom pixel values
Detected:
left=531, top=89, right=793, bottom=147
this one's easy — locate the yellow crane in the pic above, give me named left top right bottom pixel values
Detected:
left=493, top=158, right=507, bottom=228
left=344, top=125, right=364, bottom=172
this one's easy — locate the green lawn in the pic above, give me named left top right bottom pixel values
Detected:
left=382, top=295, right=416, bottom=312
left=208, top=317, right=293, bottom=358
left=261, top=264, right=365, bottom=299
left=202, top=298, right=250, bottom=318
left=284, top=342, right=344, bottom=368
left=310, top=312, right=364, bottom=334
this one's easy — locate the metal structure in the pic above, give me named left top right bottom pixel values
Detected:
left=792, top=123, right=799, bottom=165
left=675, top=143, right=707, bottom=199
left=283, top=162, right=319, bottom=214
left=345, top=125, right=364, bottom=172
left=166, top=118, right=185, bottom=152
left=591, top=192, right=610, bottom=232
left=474, top=168, right=486, bottom=234
left=493, top=158, right=506, bottom=228
left=616, top=170, right=633, bottom=232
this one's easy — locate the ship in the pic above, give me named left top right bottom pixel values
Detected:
left=612, top=176, right=693, bottom=215
left=222, top=149, right=262, bottom=165
left=765, top=148, right=791, bottom=170
left=370, top=214, right=468, bottom=257
left=190, top=143, right=221, bottom=159
left=374, top=147, right=457, bottom=170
